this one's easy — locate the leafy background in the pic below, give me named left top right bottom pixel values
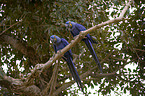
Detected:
left=0, top=0, right=144, bottom=95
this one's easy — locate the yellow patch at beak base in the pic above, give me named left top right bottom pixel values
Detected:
left=69, top=24, right=72, bottom=27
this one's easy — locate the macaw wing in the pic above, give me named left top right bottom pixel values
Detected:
left=61, top=38, right=73, bottom=58
left=61, top=38, right=69, bottom=46
left=75, top=23, right=86, bottom=31
left=75, top=23, right=98, bottom=44
left=86, top=34, right=98, bottom=44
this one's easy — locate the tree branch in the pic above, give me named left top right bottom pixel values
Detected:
left=0, top=67, right=41, bottom=96
left=52, top=49, right=127, bottom=95
left=41, top=0, right=133, bottom=72
left=0, top=20, right=22, bottom=35
left=24, top=0, right=133, bottom=94
left=0, top=35, right=40, bottom=65
left=134, top=48, right=145, bottom=52
left=41, top=61, right=59, bottom=96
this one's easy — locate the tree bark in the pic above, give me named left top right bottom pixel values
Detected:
left=0, top=34, right=40, bottom=65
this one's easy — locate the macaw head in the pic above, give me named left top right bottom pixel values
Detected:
left=50, top=35, right=61, bottom=44
left=65, top=21, right=76, bottom=31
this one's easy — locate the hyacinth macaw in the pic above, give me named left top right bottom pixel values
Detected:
left=65, top=21, right=103, bottom=73
left=50, top=35, right=84, bottom=92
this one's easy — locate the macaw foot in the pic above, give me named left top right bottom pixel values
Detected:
left=56, top=50, right=64, bottom=57
left=82, top=37, right=87, bottom=40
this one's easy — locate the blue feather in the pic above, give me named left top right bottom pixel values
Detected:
left=82, top=39, right=103, bottom=73
left=65, top=21, right=103, bottom=73
left=50, top=35, right=84, bottom=92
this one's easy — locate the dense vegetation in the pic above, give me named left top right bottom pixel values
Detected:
left=0, top=0, right=144, bottom=95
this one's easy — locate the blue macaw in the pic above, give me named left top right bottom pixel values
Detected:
left=65, top=21, right=103, bottom=73
left=50, top=35, right=84, bottom=92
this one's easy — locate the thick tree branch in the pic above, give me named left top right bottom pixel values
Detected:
left=25, top=0, right=133, bottom=88
left=0, top=35, right=40, bottom=65
left=46, top=1, right=133, bottom=94
left=52, top=49, right=128, bottom=95
left=0, top=67, right=41, bottom=96
left=43, top=0, right=133, bottom=71
left=0, top=0, right=132, bottom=95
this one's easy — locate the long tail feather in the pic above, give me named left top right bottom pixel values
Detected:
left=83, top=39, right=103, bottom=73
left=86, top=34, right=98, bottom=44
left=66, top=57, right=84, bottom=92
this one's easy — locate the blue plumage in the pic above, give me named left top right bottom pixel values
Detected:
left=65, top=21, right=103, bottom=73
left=50, top=35, right=84, bottom=92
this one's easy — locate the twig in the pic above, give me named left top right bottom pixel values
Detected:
left=42, top=61, right=59, bottom=96
left=81, top=50, right=115, bottom=79
left=73, top=48, right=85, bottom=62
left=52, top=82, right=74, bottom=96
left=134, top=48, right=145, bottom=52
left=48, top=61, right=59, bottom=96
left=0, top=20, right=22, bottom=35
left=119, top=0, right=132, bottom=18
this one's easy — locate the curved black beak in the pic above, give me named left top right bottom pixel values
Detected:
left=50, top=38, right=54, bottom=43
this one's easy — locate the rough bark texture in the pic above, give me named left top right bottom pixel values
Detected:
left=0, top=34, right=40, bottom=65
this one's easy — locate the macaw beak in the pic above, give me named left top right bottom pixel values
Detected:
left=50, top=38, right=54, bottom=43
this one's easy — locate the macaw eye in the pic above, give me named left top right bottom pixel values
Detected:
left=69, top=24, right=72, bottom=27
left=54, top=38, right=57, bottom=41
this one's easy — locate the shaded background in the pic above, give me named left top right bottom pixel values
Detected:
left=0, top=0, right=144, bottom=95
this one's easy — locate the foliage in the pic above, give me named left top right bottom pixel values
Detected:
left=0, top=0, right=144, bottom=95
